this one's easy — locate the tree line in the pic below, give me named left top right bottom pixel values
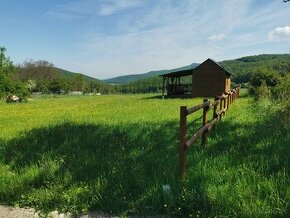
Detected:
left=1, top=46, right=289, bottom=98
left=116, top=54, right=290, bottom=94
left=0, top=47, right=115, bottom=98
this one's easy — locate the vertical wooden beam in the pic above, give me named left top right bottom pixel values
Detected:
left=162, top=77, right=166, bottom=98
left=166, top=77, right=170, bottom=96
left=201, top=99, right=209, bottom=146
left=179, top=106, right=187, bottom=177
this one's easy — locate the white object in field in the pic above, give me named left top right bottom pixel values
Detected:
left=162, top=184, right=171, bottom=194
left=11, top=95, right=19, bottom=101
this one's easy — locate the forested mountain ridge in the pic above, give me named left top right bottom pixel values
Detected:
left=221, top=54, right=290, bottom=83
left=54, top=68, right=102, bottom=83
left=104, top=63, right=199, bottom=84
left=1, top=44, right=289, bottom=97
left=116, top=54, right=290, bottom=93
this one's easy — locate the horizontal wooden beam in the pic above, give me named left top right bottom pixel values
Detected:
left=186, top=101, right=210, bottom=115
left=185, top=117, right=218, bottom=148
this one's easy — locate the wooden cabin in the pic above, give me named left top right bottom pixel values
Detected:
left=161, top=58, right=231, bottom=97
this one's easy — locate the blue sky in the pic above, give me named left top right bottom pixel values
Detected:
left=0, top=0, right=289, bottom=79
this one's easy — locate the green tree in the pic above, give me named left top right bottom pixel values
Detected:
left=0, top=47, right=27, bottom=97
left=70, top=74, right=85, bottom=91
left=18, top=60, right=59, bottom=93
left=48, top=79, right=63, bottom=94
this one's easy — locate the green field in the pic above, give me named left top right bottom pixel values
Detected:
left=0, top=93, right=289, bottom=217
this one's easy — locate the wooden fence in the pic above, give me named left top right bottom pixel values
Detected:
left=179, top=88, right=240, bottom=177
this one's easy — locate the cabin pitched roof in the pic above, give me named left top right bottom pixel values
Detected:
left=161, top=58, right=232, bottom=78
left=198, top=58, right=232, bottom=76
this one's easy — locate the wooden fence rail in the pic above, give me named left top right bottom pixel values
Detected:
left=179, top=87, right=240, bottom=177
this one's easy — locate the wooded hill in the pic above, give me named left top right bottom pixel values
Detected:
left=54, top=68, right=102, bottom=83
left=115, top=54, right=290, bottom=93
left=104, top=63, right=199, bottom=84
left=1, top=44, right=289, bottom=97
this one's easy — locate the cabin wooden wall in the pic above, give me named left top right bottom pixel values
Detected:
left=191, top=60, right=229, bottom=97
left=225, top=77, right=231, bottom=92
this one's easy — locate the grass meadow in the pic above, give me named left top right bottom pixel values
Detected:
left=0, top=92, right=289, bottom=217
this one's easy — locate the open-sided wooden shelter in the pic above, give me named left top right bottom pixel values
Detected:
left=161, top=58, right=231, bottom=97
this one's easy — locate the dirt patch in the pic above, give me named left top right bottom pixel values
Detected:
left=0, top=205, right=38, bottom=218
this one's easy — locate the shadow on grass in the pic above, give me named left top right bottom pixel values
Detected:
left=206, top=104, right=289, bottom=175
left=186, top=102, right=290, bottom=216
left=1, top=102, right=289, bottom=217
left=1, top=121, right=210, bottom=216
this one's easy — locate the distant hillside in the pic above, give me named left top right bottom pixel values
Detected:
left=115, top=54, right=290, bottom=94
left=104, top=63, right=199, bottom=84
left=54, top=67, right=103, bottom=83
left=221, top=54, right=290, bottom=83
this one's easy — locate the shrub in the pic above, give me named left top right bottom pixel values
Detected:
left=249, top=66, right=289, bottom=101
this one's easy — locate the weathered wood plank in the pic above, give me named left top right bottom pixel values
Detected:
left=186, top=101, right=210, bottom=115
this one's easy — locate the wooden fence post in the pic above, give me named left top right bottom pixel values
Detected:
left=179, top=106, right=187, bottom=177
left=234, top=90, right=236, bottom=101
left=219, top=97, right=223, bottom=119
left=235, top=89, right=237, bottom=101
left=201, top=99, right=209, bottom=146
left=213, top=96, right=219, bottom=129
left=227, top=93, right=230, bottom=110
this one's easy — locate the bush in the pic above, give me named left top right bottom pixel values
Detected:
left=272, top=73, right=290, bottom=101
left=249, top=67, right=289, bottom=101
left=0, top=47, right=28, bottom=98
left=252, top=81, right=271, bottom=100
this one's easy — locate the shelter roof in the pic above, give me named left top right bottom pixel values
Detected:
left=160, top=58, right=232, bottom=78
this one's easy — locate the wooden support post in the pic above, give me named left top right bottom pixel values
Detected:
left=179, top=106, right=187, bottom=177
left=162, top=77, right=166, bottom=99
left=201, top=99, right=209, bottom=146
left=213, top=96, right=219, bottom=129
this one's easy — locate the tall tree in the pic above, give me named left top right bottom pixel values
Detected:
left=0, top=47, right=27, bottom=97
left=18, top=60, right=59, bottom=93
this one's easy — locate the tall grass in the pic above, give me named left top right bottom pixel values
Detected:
left=0, top=93, right=289, bottom=217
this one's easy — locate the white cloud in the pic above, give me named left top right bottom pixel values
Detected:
left=208, top=34, right=226, bottom=41
left=99, top=0, right=143, bottom=16
left=268, top=26, right=290, bottom=41
left=46, top=0, right=290, bottom=78
left=45, top=0, right=143, bottom=19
